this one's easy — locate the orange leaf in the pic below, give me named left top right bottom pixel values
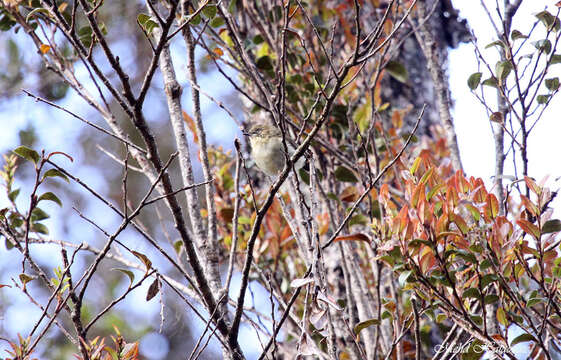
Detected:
left=484, top=194, right=499, bottom=220
left=182, top=111, right=199, bottom=145
left=520, top=195, right=539, bottom=217
left=524, top=176, right=541, bottom=196
left=341, top=186, right=358, bottom=202
left=454, top=171, right=470, bottom=194
left=398, top=205, right=409, bottom=234
left=517, top=219, right=540, bottom=240
left=473, top=186, right=488, bottom=204
left=213, top=47, right=224, bottom=58
left=334, top=233, right=371, bottom=243
left=40, top=44, right=51, bottom=54
left=411, top=182, right=423, bottom=208
left=451, top=214, right=469, bottom=235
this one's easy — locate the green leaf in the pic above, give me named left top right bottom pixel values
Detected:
left=256, top=55, right=273, bottom=70
left=353, top=319, right=380, bottom=336
left=495, top=60, right=512, bottom=83
left=228, top=0, right=238, bottom=13
left=409, top=157, right=421, bottom=175
left=484, top=294, right=499, bottom=304
left=535, top=11, right=560, bottom=32
left=137, top=13, right=150, bottom=26
left=470, top=315, right=483, bottom=326
left=510, top=333, right=536, bottom=347
left=381, top=310, right=392, bottom=321
left=8, top=188, right=20, bottom=202
left=14, top=146, right=40, bottom=164
left=253, top=34, right=264, bottom=45
left=0, top=13, right=17, bottom=32
left=353, top=97, right=372, bottom=133
left=202, top=4, right=217, bottom=19
left=462, top=287, right=480, bottom=299
left=398, top=270, right=413, bottom=287
left=510, top=30, right=528, bottom=40
left=42, top=168, right=69, bottom=183
left=467, top=72, right=482, bottom=90
left=210, top=17, right=225, bottom=27
left=173, top=240, right=183, bottom=254
left=533, top=39, right=552, bottom=54
left=385, top=61, right=408, bottom=83
left=480, top=273, right=498, bottom=289
left=113, top=268, right=135, bottom=286
left=527, top=297, right=544, bottom=307
left=26, top=8, right=50, bottom=23
left=31, top=222, right=49, bottom=234
left=455, top=250, right=477, bottom=264
left=497, top=307, right=508, bottom=326
left=349, top=214, right=368, bottom=226
left=542, top=219, right=561, bottom=234
left=145, top=19, right=159, bottom=34
left=482, top=77, right=498, bottom=88
left=19, top=273, right=36, bottom=285
left=545, top=77, right=560, bottom=91
left=551, top=54, right=561, bottom=64
left=485, top=40, right=505, bottom=49
left=78, top=26, right=93, bottom=48
left=190, top=13, right=201, bottom=26
left=334, top=166, right=358, bottom=183
left=537, top=94, right=550, bottom=104
left=38, top=192, right=62, bottom=207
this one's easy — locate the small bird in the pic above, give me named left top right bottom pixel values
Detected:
left=244, top=124, right=295, bottom=176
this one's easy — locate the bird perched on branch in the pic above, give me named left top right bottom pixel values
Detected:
left=243, top=123, right=305, bottom=177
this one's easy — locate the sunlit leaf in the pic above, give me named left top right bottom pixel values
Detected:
left=41, top=168, right=69, bottom=183
left=38, top=192, right=62, bottom=207
left=113, top=268, right=135, bottom=286
left=510, top=333, right=536, bottom=347
left=517, top=219, right=540, bottom=240
left=398, top=270, right=413, bottom=287
left=19, top=273, right=36, bottom=285
left=132, top=251, right=152, bottom=273
left=497, top=307, right=508, bottom=326
left=353, top=319, right=380, bottom=338
left=14, top=146, right=40, bottom=164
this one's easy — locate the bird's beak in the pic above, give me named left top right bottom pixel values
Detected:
left=242, top=130, right=250, bottom=136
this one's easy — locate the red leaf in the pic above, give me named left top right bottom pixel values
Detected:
left=524, top=176, right=541, bottom=196
left=520, top=195, right=539, bottom=217
left=182, top=111, right=199, bottom=145
left=484, top=194, right=499, bottom=220
left=517, top=219, right=540, bottom=240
